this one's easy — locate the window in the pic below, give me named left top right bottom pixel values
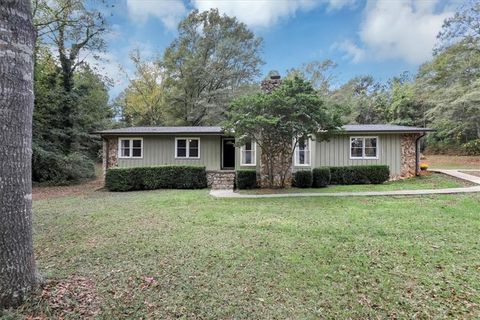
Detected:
left=175, top=138, right=200, bottom=159
left=350, top=136, right=378, bottom=159
left=240, top=139, right=256, bottom=166
left=294, top=137, right=311, bottom=166
left=118, top=138, right=143, bottom=158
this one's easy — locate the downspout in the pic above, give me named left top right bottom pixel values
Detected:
left=415, top=132, right=426, bottom=176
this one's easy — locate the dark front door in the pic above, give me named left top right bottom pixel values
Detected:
left=222, top=138, right=235, bottom=169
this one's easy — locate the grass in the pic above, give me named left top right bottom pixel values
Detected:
left=424, top=155, right=480, bottom=169
left=3, top=189, right=480, bottom=319
left=240, top=172, right=473, bottom=195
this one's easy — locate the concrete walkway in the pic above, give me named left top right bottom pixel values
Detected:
left=210, top=169, right=480, bottom=199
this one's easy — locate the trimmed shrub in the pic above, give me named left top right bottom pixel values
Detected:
left=329, top=165, right=390, bottom=185
left=105, top=165, right=207, bottom=191
left=366, top=165, right=390, bottom=184
left=236, top=170, right=257, bottom=189
left=293, top=170, right=313, bottom=188
left=312, top=167, right=330, bottom=187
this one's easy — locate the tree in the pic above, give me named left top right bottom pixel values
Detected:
left=225, top=77, right=342, bottom=188
left=435, top=0, right=480, bottom=54
left=33, top=0, right=108, bottom=152
left=32, top=48, right=112, bottom=183
left=386, top=72, right=428, bottom=127
left=415, top=42, right=480, bottom=146
left=0, top=0, right=38, bottom=307
left=330, top=76, right=388, bottom=124
left=163, top=9, right=263, bottom=126
left=116, top=51, right=167, bottom=126
left=286, top=60, right=337, bottom=97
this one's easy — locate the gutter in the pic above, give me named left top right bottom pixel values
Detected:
left=94, top=132, right=227, bottom=136
left=415, top=132, right=427, bottom=176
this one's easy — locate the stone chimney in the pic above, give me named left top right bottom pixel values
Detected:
left=261, top=70, right=282, bottom=93
left=258, top=70, right=292, bottom=188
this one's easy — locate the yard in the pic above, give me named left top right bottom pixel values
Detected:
left=424, top=155, right=480, bottom=169
left=4, top=186, right=480, bottom=319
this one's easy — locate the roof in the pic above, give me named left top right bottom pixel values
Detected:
left=96, top=124, right=433, bottom=135
left=341, top=124, right=434, bottom=133
left=96, top=126, right=223, bottom=135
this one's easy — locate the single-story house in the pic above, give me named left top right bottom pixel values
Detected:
left=98, top=124, right=433, bottom=189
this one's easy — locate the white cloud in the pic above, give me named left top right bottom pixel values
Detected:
left=192, top=0, right=355, bottom=28
left=126, top=0, right=186, bottom=29
left=327, top=0, right=356, bottom=11
left=358, top=0, right=452, bottom=64
left=331, top=39, right=365, bottom=63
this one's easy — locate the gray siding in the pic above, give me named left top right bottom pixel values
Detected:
left=313, top=134, right=401, bottom=174
left=115, top=133, right=402, bottom=175
left=117, top=135, right=221, bottom=170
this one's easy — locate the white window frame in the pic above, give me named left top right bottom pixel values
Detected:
left=118, top=137, right=143, bottom=159
left=349, top=136, right=379, bottom=160
left=240, top=140, right=256, bottom=166
left=175, top=137, right=201, bottom=159
left=294, top=137, right=311, bottom=166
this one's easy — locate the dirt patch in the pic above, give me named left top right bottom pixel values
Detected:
left=23, top=275, right=102, bottom=319
left=33, top=177, right=104, bottom=200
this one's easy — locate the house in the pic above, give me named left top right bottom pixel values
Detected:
left=97, top=124, right=433, bottom=189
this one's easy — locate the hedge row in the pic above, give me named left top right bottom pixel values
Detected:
left=106, top=165, right=207, bottom=191
left=236, top=169, right=257, bottom=189
left=293, top=165, right=390, bottom=187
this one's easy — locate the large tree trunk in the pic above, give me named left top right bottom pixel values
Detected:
left=0, top=0, right=38, bottom=308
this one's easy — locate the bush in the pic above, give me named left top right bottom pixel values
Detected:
left=106, top=165, right=207, bottom=191
left=236, top=170, right=257, bottom=189
left=293, top=170, right=313, bottom=188
left=420, top=163, right=429, bottom=170
left=463, top=139, right=480, bottom=155
left=329, top=165, right=390, bottom=185
left=32, top=148, right=95, bottom=185
left=312, top=167, right=330, bottom=187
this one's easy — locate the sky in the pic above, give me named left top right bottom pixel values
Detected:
left=96, top=0, right=460, bottom=98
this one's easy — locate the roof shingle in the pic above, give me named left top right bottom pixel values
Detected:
left=96, top=124, right=433, bottom=135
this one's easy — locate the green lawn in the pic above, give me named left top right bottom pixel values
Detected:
left=5, top=190, right=480, bottom=319
left=240, top=172, right=473, bottom=194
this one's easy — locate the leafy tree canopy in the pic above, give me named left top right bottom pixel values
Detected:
left=162, top=9, right=264, bottom=126
left=225, top=77, right=342, bottom=187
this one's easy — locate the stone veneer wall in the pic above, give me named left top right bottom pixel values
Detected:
left=400, top=133, right=420, bottom=178
left=102, top=136, right=118, bottom=174
left=259, top=149, right=293, bottom=188
left=207, top=170, right=236, bottom=190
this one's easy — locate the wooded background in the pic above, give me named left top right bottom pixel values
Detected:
left=32, top=0, right=480, bottom=185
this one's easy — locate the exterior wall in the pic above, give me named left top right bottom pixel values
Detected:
left=102, top=136, right=118, bottom=173
left=206, top=170, right=235, bottom=190
left=313, top=134, right=402, bottom=176
left=400, top=133, right=420, bottom=178
left=116, top=135, right=221, bottom=170
left=105, top=132, right=416, bottom=181
left=259, top=144, right=293, bottom=188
